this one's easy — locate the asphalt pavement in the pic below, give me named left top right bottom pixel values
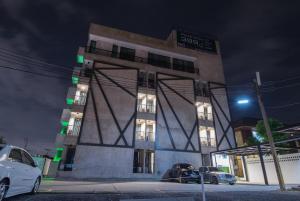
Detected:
left=5, top=180, right=300, bottom=201
left=6, top=191, right=300, bottom=201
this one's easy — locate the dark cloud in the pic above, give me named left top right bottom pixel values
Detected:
left=0, top=0, right=300, bottom=153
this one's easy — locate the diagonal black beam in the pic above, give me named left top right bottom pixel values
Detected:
left=157, top=96, right=176, bottom=149
left=159, top=80, right=194, bottom=105
left=94, top=72, right=128, bottom=146
left=211, top=100, right=232, bottom=149
left=114, top=112, right=135, bottom=145
left=95, top=69, right=136, bottom=98
left=184, top=120, right=197, bottom=151
left=158, top=83, right=196, bottom=151
left=211, top=93, right=231, bottom=123
left=90, top=76, right=103, bottom=144
left=217, top=124, right=232, bottom=149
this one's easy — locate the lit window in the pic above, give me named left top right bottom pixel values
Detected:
left=77, top=55, right=84, bottom=64
left=67, top=113, right=83, bottom=136
left=74, top=84, right=88, bottom=105
left=196, top=102, right=213, bottom=121
left=137, top=93, right=156, bottom=113
left=135, top=119, right=155, bottom=142
left=200, top=126, right=216, bottom=147
left=53, top=148, right=64, bottom=162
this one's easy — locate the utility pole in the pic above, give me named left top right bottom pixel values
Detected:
left=253, top=72, right=286, bottom=191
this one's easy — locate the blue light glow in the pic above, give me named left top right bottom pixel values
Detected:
left=237, top=99, right=249, bottom=104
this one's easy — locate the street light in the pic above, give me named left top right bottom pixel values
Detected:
left=237, top=99, right=249, bottom=104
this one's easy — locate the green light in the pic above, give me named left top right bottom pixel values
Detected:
left=72, top=76, right=79, bottom=85
left=77, top=55, right=84, bottom=64
left=53, top=148, right=64, bottom=162
left=61, top=120, right=69, bottom=127
left=60, top=127, right=67, bottom=136
left=66, top=98, right=74, bottom=105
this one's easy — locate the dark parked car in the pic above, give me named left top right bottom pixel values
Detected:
left=199, top=166, right=236, bottom=185
left=164, top=163, right=201, bottom=183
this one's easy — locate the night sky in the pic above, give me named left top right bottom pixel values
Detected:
left=1, top=0, right=300, bottom=154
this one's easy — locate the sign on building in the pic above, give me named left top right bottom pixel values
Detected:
left=177, top=31, right=217, bottom=53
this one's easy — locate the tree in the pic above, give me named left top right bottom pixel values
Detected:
left=255, top=118, right=288, bottom=142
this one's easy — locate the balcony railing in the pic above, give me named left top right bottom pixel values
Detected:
left=135, top=131, right=155, bottom=142
left=200, top=137, right=216, bottom=147
left=137, top=104, right=156, bottom=113
left=198, top=112, right=213, bottom=121
left=74, top=94, right=87, bottom=106
left=86, top=46, right=198, bottom=74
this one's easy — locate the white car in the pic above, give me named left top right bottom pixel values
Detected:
left=0, top=144, right=41, bottom=201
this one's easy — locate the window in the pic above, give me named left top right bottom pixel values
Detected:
left=135, top=119, right=155, bottom=142
left=196, top=102, right=213, bottom=121
left=173, top=58, right=194, bottom=73
left=119, top=47, right=135, bottom=61
left=148, top=53, right=171, bottom=68
left=137, top=93, right=156, bottom=113
left=148, top=73, right=156, bottom=89
left=199, top=126, right=216, bottom=147
left=53, top=148, right=64, bottom=162
left=74, top=84, right=88, bottom=105
left=138, top=72, right=156, bottom=89
left=202, top=154, right=211, bottom=166
left=89, top=40, right=97, bottom=53
left=195, top=81, right=209, bottom=97
left=9, top=149, right=22, bottom=163
left=22, top=151, right=35, bottom=167
left=138, top=71, right=147, bottom=87
left=133, top=149, right=154, bottom=174
left=111, top=44, right=118, bottom=58
left=64, top=146, right=76, bottom=171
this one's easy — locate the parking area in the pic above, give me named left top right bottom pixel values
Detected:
left=39, top=179, right=297, bottom=193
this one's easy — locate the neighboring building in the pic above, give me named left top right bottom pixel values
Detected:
left=54, top=23, right=236, bottom=178
left=233, top=117, right=259, bottom=147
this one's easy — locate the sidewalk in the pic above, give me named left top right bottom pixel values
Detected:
left=39, top=179, right=296, bottom=194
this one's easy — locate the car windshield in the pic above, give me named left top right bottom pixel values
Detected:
left=208, top=167, right=220, bottom=172
left=181, top=164, right=194, bottom=169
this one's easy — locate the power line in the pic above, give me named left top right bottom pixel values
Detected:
left=266, top=102, right=300, bottom=109
left=0, top=47, right=73, bottom=71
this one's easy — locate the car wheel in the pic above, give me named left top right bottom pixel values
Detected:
left=31, top=177, right=40, bottom=194
left=212, top=176, right=219, bottom=185
left=0, top=180, right=8, bottom=201
left=229, top=182, right=235, bottom=185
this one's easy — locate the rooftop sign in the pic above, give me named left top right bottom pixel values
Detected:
left=177, top=31, right=217, bottom=53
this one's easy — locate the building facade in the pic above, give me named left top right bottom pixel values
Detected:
left=54, top=23, right=236, bottom=178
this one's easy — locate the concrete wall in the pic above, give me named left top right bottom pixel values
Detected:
left=156, top=73, right=200, bottom=152
left=210, top=87, right=236, bottom=150
left=72, top=145, right=134, bottom=178
left=246, top=153, right=300, bottom=184
left=78, top=64, right=137, bottom=146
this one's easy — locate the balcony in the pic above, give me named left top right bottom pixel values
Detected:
left=136, top=131, right=155, bottom=142
left=198, top=112, right=213, bottom=121
left=200, top=137, right=216, bottom=147
left=85, top=46, right=198, bottom=74
left=137, top=104, right=155, bottom=113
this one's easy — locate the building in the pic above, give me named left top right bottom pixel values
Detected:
left=54, top=23, right=236, bottom=178
left=233, top=117, right=260, bottom=147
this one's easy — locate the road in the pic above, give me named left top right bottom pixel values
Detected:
left=7, top=191, right=300, bottom=201
left=5, top=180, right=300, bottom=201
